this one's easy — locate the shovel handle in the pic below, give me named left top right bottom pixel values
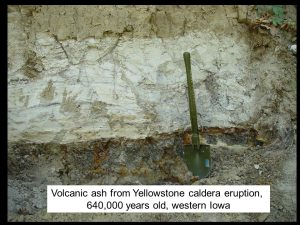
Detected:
left=183, top=52, right=200, bottom=147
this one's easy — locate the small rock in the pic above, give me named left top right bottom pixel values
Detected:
left=254, top=164, right=260, bottom=170
left=289, top=44, right=297, bottom=54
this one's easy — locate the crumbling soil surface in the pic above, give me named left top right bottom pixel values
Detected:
left=8, top=127, right=296, bottom=222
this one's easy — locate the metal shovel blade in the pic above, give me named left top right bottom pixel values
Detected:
left=183, top=52, right=211, bottom=178
left=183, top=144, right=211, bottom=178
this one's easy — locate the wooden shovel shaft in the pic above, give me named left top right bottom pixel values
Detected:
left=183, top=52, right=200, bottom=147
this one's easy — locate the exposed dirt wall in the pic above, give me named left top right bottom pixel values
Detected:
left=7, top=5, right=296, bottom=222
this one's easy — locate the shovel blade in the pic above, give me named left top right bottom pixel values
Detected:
left=183, top=144, right=211, bottom=178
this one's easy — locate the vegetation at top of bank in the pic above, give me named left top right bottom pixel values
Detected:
left=254, top=5, right=296, bottom=33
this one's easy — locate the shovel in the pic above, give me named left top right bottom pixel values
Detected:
left=183, top=52, right=211, bottom=179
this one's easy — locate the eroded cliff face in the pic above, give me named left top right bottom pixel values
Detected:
left=8, top=5, right=296, bottom=222
left=8, top=5, right=296, bottom=144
